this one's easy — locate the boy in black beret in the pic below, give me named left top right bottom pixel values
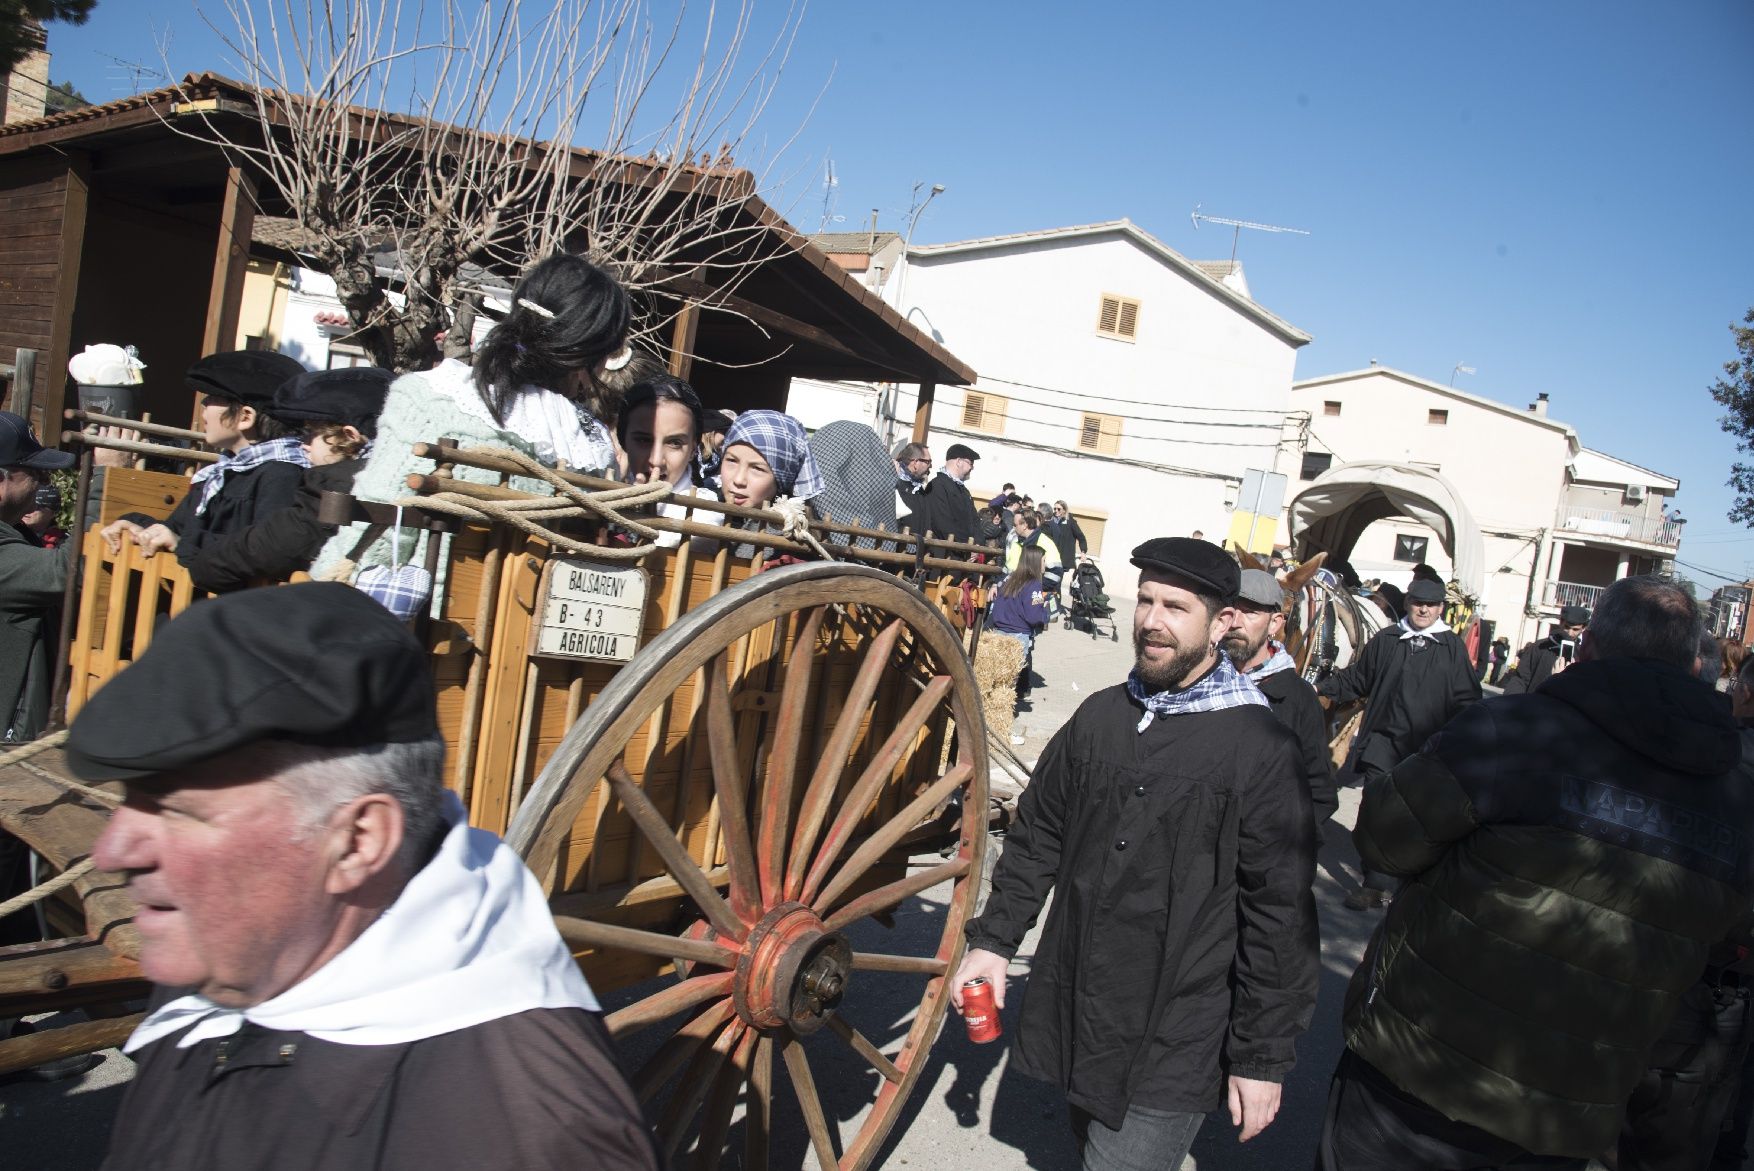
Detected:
left=101, top=351, right=310, bottom=566
left=185, top=367, right=393, bottom=593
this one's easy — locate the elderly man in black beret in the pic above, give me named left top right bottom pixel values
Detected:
left=82, top=584, right=658, bottom=1170
left=954, top=538, right=1319, bottom=1170
left=1500, top=604, right=1589, bottom=694
left=1316, top=574, right=1481, bottom=910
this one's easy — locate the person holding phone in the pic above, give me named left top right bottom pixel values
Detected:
left=1501, top=605, right=1590, bottom=694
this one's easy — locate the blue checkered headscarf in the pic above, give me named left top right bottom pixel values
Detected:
left=724, top=411, right=823, bottom=501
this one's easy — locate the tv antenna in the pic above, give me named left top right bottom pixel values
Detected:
left=1190, top=204, right=1310, bottom=266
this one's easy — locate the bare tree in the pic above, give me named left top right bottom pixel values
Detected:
left=170, top=0, right=808, bottom=371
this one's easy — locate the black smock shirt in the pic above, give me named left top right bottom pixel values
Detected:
left=966, top=684, right=1319, bottom=1128
left=101, top=1008, right=659, bottom=1171
left=1319, top=625, right=1480, bottom=775
left=1255, top=668, right=1340, bottom=829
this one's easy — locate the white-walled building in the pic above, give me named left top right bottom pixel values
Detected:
left=1290, top=366, right=1680, bottom=649
left=789, top=220, right=1311, bottom=587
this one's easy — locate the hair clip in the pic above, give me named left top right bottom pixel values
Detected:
left=604, top=344, right=633, bottom=371
left=516, top=298, right=555, bottom=319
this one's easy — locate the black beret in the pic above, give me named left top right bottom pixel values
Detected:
left=66, top=583, right=438, bottom=781
left=1559, top=605, right=1590, bottom=626
left=699, top=410, right=734, bottom=435
left=945, top=443, right=980, bottom=461
left=187, top=350, right=307, bottom=413
left=1406, top=577, right=1446, bottom=604
left=271, top=367, right=394, bottom=433
left=1130, top=537, right=1239, bottom=600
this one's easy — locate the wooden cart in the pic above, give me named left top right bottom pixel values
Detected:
left=1, top=435, right=1001, bottom=1170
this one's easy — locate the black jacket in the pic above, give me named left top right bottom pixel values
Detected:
left=186, top=459, right=364, bottom=592
left=923, top=470, right=979, bottom=546
left=896, top=476, right=933, bottom=535
left=1345, top=657, right=1754, bottom=1157
left=123, top=459, right=305, bottom=569
left=1044, top=515, right=1088, bottom=566
left=966, top=683, right=1319, bottom=1127
left=1256, top=667, right=1339, bottom=829
left=0, top=521, right=71, bottom=742
left=101, top=1008, right=659, bottom=1170
left=1500, top=635, right=1571, bottom=694
left=1318, top=624, right=1480, bottom=775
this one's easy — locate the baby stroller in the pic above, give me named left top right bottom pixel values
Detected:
left=1063, top=557, right=1118, bottom=641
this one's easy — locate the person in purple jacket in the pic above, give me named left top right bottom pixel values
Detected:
left=991, top=545, right=1051, bottom=711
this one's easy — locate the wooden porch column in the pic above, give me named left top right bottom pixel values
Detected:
left=912, top=381, right=935, bottom=444
left=202, top=166, right=257, bottom=357
left=41, top=155, right=90, bottom=434
left=668, top=299, right=700, bottom=379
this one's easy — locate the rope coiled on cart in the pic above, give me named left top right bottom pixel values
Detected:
left=398, top=445, right=676, bottom=562
left=0, top=730, right=114, bottom=920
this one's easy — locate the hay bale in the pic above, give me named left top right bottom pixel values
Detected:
left=974, top=631, right=1026, bottom=740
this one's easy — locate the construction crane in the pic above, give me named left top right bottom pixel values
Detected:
left=1190, top=205, right=1310, bottom=267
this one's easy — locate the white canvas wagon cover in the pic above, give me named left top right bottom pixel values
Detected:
left=1289, top=460, right=1485, bottom=600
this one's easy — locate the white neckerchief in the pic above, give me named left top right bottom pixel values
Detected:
left=125, top=794, right=598, bottom=1053
left=1398, top=616, right=1452, bottom=642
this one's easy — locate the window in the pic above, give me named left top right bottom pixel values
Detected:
left=1393, top=535, right=1430, bottom=563
left=1077, top=411, right=1122, bottom=455
left=1096, top=294, right=1141, bottom=341
left=961, top=390, right=1008, bottom=434
left=326, top=341, right=372, bottom=369
left=1323, top=400, right=1342, bottom=417
left=1428, top=409, right=1449, bottom=426
left=1300, top=452, right=1333, bottom=482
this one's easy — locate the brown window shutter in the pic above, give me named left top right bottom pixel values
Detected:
left=1098, top=296, right=1120, bottom=334
left=1117, top=300, right=1138, bottom=338
left=1080, top=415, right=1102, bottom=449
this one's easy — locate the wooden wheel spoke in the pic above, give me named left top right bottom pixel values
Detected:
left=812, top=761, right=975, bottom=914
left=553, top=915, right=739, bottom=969
left=656, top=1016, right=746, bottom=1160
left=705, top=652, right=762, bottom=925
left=606, top=971, right=735, bottom=1037
left=693, top=1025, right=758, bottom=1170
left=852, top=951, right=949, bottom=975
left=827, top=1015, right=903, bottom=1084
left=631, top=998, right=737, bottom=1102
left=825, top=857, right=971, bottom=933
left=781, top=1034, right=841, bottom=1171
left=798, top=674, right=953, bottom=906
left=607, top=760, right=744, bottom=941
left=785, top=618, right=906, bottom=901
left=746, top=1032, right=773, bottom=1171
left=758, top=604, right=829, bottom=906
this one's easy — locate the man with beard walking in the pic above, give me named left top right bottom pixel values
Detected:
left=954, top=538, right=1319, bottom=1170
left=1224, top=568, right=1339, bottom=841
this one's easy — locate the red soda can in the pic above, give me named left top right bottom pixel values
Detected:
left=961, top=977, right=1002, bottom=1043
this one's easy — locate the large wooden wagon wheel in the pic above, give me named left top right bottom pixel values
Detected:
left=506, top=562, right=988, bottom=1170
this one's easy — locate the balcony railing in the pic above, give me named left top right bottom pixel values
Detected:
left=1542, top=580, right=1606, bottom=610
left=1557, top=507, right=1681, bottom=548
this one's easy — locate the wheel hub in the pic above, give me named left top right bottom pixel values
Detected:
left=732, top=901, right=852, bottom=1035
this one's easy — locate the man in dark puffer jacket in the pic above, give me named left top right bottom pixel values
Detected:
left=1320, top=574, right=1754, bottom=1170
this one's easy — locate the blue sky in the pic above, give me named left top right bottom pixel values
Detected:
left=42, top=2, right=1754, bottom=580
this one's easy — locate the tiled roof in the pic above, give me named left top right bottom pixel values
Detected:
left=910, top=219, right=1310, bottom=347
left=1191, top=260, right=1240, bottom=280
left=811, top=230, right=900, bottom=254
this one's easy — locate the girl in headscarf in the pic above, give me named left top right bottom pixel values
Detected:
left=718, top=411, right=823, bottom=559
left=616, top=371, right=725, bottom=549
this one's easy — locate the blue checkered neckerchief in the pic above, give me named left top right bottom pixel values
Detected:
left=724, top=411, right=824, bottom=500
left=1244, top=641, right=1299, bottom=682
left=1126, top=653, right=1269, bottom=733
left=189, top=436, right=310, bottom=515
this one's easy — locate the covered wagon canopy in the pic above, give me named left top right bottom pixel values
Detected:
left=1289, top=460, right=1486, bottom=600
